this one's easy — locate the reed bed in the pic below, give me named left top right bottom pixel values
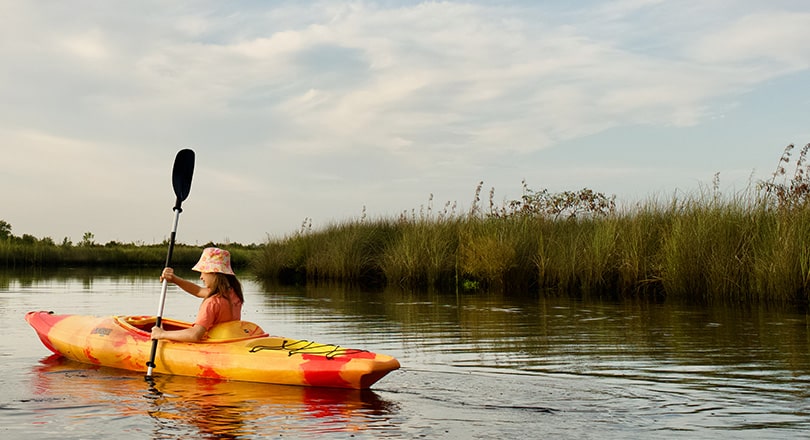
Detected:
left=253, top=144, right=810, bottom=304
left=253, top=199, right=810, bottom=303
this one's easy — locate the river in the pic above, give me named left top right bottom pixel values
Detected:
left=1, top=269, right=809, bottom=439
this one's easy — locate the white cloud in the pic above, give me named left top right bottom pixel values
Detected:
left=2, top=1, right=809, bottom=242
left=692, top=11, right=810, bottom=69
left=60, top=29, right=110, bottom=60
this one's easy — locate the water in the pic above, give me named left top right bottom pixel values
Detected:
left=2, top=269, right=810, bottom=439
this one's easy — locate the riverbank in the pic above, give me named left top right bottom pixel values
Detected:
left=253, top=196, right=810, bottom=304
left=5, top=196, right=809, bottom=304
left=253, top=142, right=810, bottom=307
left=7, top=144, right=809, bottom=304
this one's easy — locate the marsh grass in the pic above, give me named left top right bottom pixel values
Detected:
left=253, top=144, right=810, bottom=304
left=257, top=219, right=395, bottom=286
left=380, top=217, right=459, bottom=289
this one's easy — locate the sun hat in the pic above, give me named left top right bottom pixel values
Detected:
left=191, top=247, right=235, bottom=275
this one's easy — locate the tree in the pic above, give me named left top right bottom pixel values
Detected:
left=0, top=219, right=11, bottom=239
left=80, top=232, right=95, bottom=247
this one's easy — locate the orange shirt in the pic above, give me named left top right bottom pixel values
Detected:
left=194, top=289, right=243, bottom=331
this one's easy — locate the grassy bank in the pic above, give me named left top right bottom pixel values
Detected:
left=253, top=196, right=810, bottom=303
left=253, top=144, right=810, bottom=304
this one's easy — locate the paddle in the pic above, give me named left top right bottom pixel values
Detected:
left=146, top=148, right=195, bottom=379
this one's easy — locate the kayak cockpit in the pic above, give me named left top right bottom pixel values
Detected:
left=115, top=316, right=269, bottom=341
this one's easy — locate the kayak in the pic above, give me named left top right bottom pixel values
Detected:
left=25, top=311, right=400, bottom=389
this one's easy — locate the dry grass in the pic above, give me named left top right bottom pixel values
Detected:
left=249, top=143, right=810, bottom=304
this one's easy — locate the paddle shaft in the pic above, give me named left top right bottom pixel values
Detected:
left=146, top=149, right=195, bottom=378
left=146, top=208, right=181, bottom=376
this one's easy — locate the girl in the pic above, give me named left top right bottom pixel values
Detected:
left=150, top=247, right=244, bottom=342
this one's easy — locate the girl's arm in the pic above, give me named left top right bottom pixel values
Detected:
left=161, top=267, right=209, bottom=298
left=150, top=324, right=206, bottom=342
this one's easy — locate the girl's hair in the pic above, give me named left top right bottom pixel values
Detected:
left=206, top=273, right=244, bottom=303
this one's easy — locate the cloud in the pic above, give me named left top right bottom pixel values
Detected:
left=2, top=1, right=809, bottom=242
left=60, top=29, right=110, bottom=60
left=7, top=1, right=802, bottom=158
left=691, top=11, right=810, bottom=69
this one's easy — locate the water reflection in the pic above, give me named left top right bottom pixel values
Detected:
left=31, top=355, right=396, bottom=438
left=257, top=283, right=810, bottom=433
left=258, top=282, right=810, bottom=378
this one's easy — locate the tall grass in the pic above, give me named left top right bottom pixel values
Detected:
left=256, top=218, right=395, bottom=285
left=380, top=217, right=459, bottom=289
left=253, top=144, right=810, bottom=305
left=253, top=197, right=810, bottom=303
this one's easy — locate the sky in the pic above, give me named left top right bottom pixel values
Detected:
left=2, top=0, right=810, bottom=245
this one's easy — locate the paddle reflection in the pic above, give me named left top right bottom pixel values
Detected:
left=32, top=355, right=396, bottom=438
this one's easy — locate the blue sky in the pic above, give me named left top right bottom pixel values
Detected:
left=2, top=0, right=809, bottom=245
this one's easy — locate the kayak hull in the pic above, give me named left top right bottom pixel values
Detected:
left=25, top=311, right=399, bottom=389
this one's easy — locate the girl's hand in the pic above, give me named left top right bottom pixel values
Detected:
left=151, top=326, right=165, bottom=340
left=160, top=267, right=175, bottom=283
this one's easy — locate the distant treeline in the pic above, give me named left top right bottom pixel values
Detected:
left=253, top=144, right=810, bottom=305
left=0, top=223, right=260, bottom=270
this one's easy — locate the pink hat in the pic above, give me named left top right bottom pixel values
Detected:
left=191, top=247, right=235, bottom=275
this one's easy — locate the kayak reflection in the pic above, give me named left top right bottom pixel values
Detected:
left=32, top=355, right=397, bottom=438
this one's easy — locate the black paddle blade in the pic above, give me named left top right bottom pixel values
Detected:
left=172, top=149, right=195, bottom=205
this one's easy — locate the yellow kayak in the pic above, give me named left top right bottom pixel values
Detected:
left=25, top=311, right=400, bottom=389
